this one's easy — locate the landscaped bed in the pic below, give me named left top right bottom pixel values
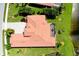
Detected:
left=8, top=3, right=60, bottom=22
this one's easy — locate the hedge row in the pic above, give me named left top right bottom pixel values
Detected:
left=6, top=29, right=15, bottom=50
left=18, top=6, right=61, bottom=18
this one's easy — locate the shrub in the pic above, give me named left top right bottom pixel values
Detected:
left=6, top=29, right=14, bottom=36
left=6, top=28, right=15, bottom=50
left=18, top=5, right=60, bottom=19
left=58, top=4, right=65, bottom=14
left=6, top=44, right=11, bottom=50
left=56, top=42, right=62, bottom=48
left=18, top=6, right=32, bottom=16
left=43, top=8, right=59, bottom=19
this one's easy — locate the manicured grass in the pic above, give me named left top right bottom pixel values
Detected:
left=2, top=30, right=5, bottom=55
left=8, top=43, right=57, bottom=56
left=8, top=4, right=23, bottom=22
left=58, top=4, right=74, bottom=56
left=3, top=3, right=7, bottom=22
left=53, top=4, right=74, bottom=56
left=8, top=48, right=56, bottom=56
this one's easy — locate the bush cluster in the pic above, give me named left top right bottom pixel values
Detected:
left=18, top=5, right=62, bottom=18
left=6, top=29, right=15, bottom=50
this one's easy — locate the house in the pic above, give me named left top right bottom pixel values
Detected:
left=28, top=3, right=61, bottom=8
left=10, top=15, right=55, bottom=47
left=36, top=3, right=61, bottom=7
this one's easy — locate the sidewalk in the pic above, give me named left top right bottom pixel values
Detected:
left=0, top=3, right=5, bottom=56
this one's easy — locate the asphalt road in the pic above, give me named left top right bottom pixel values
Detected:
left=0, top=3, right=5, bottom=55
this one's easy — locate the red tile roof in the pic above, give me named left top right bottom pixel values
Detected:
left=10, top=15, right=55, bottom=47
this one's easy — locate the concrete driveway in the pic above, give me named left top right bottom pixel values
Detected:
left=0, top=3, right=5, bottom=56
left=7, top=22, right=26, bottom=34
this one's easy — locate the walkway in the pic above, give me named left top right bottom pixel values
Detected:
left=0, top=3, right=5, bottom=56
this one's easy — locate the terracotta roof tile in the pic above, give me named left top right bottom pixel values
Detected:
left=10, top=15, right=55, bottom=47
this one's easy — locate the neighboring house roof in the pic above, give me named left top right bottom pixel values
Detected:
left=35, top=3, right=54, bottom=7
left=36, top=3, right=61, bottom=7
left=10, top=15, right=55, bottom=47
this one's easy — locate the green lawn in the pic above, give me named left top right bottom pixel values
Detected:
left=7, top=3, right=75, bottom=56
left=53, top=3, right=75, bottom=56
left=8, top=48, right=56, bottom=56
left=8, top=4, right=23, bottom=22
